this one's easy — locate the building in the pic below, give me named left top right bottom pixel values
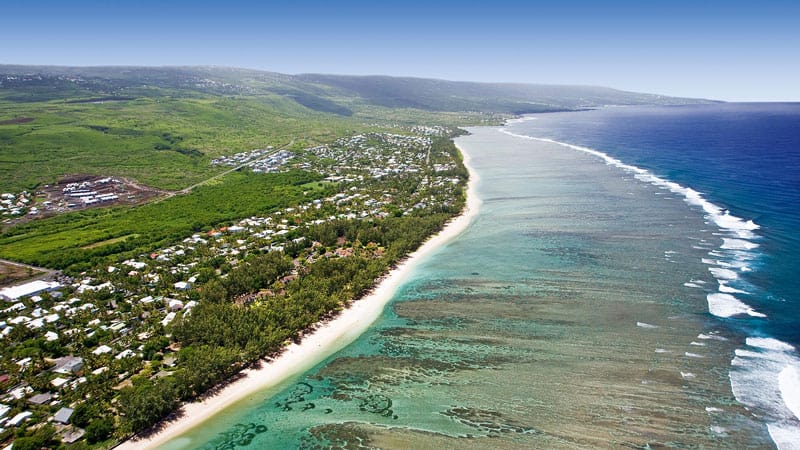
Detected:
left=28, top=392, right=53, bottom=405
left=0, top=280, right=61, bottom=302
left=53, top=407, right=74, bottom=424
left=92, top=345, right=112, bottom=355
left=53, top=356, right=84, bottom=374
left=6, top=410, right=33, bottom=427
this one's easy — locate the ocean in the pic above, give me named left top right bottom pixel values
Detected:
left=162, top=103, right=800, bottom=449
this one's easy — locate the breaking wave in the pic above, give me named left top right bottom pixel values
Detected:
left=499, top=126, right=800, bottom=449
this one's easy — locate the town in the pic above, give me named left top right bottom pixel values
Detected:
left=0, top=128, right=468, bottom=448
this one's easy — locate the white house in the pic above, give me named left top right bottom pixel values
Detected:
left=92, top=345, right=112, bottom=355
left=168, top=299, right=184, bottom=311
left=174, top=281, right=192, bottom=291
left=53, top=356, right=83, bottom=374
left=51, top=377, right=70, bottom=389
left=6, top=411, right=33, bottom=427
left=161, top=311, right=176, bottom=327
left=115, top=349, right=135, bottom=360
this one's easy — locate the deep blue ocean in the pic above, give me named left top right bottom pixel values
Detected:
left=509, top=104, right=800, bottom=344
left=505, top=103, right=800, bottom=448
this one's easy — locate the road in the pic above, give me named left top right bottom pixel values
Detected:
left=0, top=258, right=59, bottom=287
left=152, top=139, right=295, bottom=203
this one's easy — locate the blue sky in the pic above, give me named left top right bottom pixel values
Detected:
left=1, top=0, right=798, bottom=101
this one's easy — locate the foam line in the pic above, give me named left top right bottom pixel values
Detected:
left=497, top=130, right=760, bottom=238
left=707, top=293, right=766, bottom=318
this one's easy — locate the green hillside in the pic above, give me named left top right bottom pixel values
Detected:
left=0, top=65, right=714, bottom=193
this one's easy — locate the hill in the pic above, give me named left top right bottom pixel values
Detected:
left=1, top=65, right=711, bottom=112
left=0, top=65, right=714, bottom=193
left=295, top=73, right=711, bottom=113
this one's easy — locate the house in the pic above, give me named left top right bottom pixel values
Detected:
left=162, top=355, right=177, bottom=367
left=168, top=299, right=184, bottom=311
left=27, top=392, right=53, bottom=405
left=174, top=281, right=192, bottom=291
left=115, top=349, right=135, bottom=360
left=6, top=410, right=33, bottom=427
left=43, top=313, right=60, bottom=323
left=53, top=356, right=84, bottom=374
left=16, top=357, right=32, bottom=370
left=51, top=377, right=70, bottom=389
left=61, top=428, right=86, bottom=444
left=7, top=384, right=32, bottom=399
left=161, top=312, right=176, bottom=327
left=92, top=345, right=112, bottom=355
left=26, top=318, right=44, bottom=329
left=53, top=407, right=74, bottom=424
left=3, top=303, right=25, bottom=313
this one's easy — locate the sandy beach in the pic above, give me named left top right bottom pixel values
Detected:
left=116, top=144, right=481, bottom=450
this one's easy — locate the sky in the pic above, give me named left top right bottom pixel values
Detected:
left=1, top=0, right=798, bottom=101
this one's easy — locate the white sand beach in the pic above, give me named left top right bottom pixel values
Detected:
left=117, top=144, right=481, bottom=450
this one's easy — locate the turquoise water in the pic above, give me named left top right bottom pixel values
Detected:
left=162, top=106, right=800, bottom=448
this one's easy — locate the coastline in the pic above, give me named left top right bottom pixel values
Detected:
left=116, top=142, right=481, bottom=450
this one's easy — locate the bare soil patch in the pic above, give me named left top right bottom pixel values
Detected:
left=0, top=117, right=34, bottom=125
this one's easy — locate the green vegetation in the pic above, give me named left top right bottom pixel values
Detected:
left=2, top=65, right=707, bottom=192
left=0, top=170, right=328, bottom=272
left=0, top=65, right=694, bottom=448
left=0, top=95, right=363, bottom=192
left=119, top=212, right=455, bottom=434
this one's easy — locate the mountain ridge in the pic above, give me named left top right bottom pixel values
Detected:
left=0, top=65, right=717, bottom=114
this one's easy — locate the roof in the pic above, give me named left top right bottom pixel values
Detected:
left=61, top=427, right=85, bottom=444
left=92, top=344, right=113, bottom=355
left=53, top=406, right=74, bottom=424
left=28, top=392, right=53, bottom=405
left=115, top=349, right=135, bottom=360
left=53, top=356, right=83, bottom=373
left=0, top=280, right=61, bottom=301
left=7, top=410, right=33, bottom=426
left=51, top=377, right=70, bottom=388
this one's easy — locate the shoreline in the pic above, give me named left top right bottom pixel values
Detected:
left=116, top=143, right=481, bottom=450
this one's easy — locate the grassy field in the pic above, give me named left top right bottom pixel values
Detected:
left=0, top=170, right=330, bottom=271
left=0, top=94, right=369, bottom=192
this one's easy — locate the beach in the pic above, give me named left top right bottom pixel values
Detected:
left=116, top=144, right=481, bottom=450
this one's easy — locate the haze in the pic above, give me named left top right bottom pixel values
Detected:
left=1, top=0, right=798, bottom=102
